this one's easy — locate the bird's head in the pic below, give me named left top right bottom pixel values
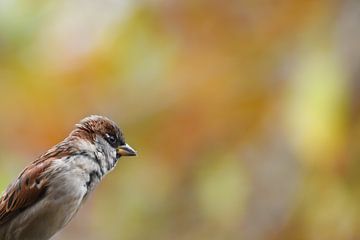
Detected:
left=70, top=115, right=136, bottom=172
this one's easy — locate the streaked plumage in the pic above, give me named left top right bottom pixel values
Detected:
left=0, top=115, right=136, bottom=240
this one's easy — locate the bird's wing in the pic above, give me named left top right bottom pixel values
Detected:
left=0, top=160, right=52, bottom=225
left=0, top=141, right=79, bottom=225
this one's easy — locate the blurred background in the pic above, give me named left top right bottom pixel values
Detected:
left=0, top=0, right=360, bottom=239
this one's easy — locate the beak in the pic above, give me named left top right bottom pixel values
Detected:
left=117, top=143, right=137, bottom=157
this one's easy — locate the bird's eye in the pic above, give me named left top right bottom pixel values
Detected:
left=106, top=134, right=116, bottom=144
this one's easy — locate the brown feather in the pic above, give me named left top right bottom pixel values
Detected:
left=0, top=160, right=52, bottom=225
left=0, top=142, right=80, bottom=226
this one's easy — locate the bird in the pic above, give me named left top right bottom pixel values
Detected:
left=0, top=115, right=137, bottom=240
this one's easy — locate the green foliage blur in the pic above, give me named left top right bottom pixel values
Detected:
left=0, top=0, right=359, bottom=239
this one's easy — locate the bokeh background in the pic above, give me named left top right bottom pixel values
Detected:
left=0, top=0, right=360, bottom=239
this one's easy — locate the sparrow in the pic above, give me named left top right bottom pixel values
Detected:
left=0, top=115, right=136, bottom=240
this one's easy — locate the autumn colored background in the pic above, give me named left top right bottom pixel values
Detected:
left=0, top=0, right=360, bottom=239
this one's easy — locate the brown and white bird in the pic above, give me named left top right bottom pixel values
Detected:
left=0, top=115, right=136, bottom=240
